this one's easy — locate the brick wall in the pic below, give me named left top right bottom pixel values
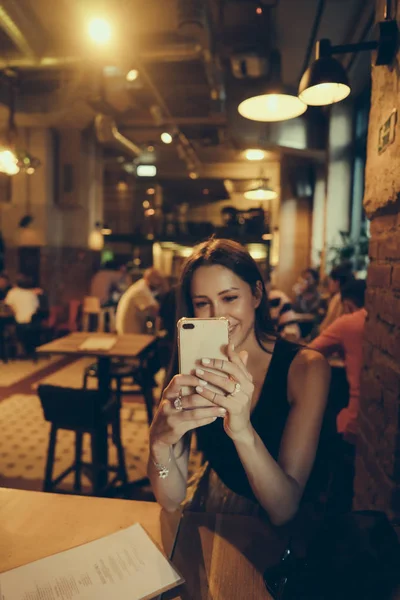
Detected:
left=353, top=0, right=400, bottom=518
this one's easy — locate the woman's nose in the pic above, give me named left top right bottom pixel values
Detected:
left=213, top=303, right=227, bottom=319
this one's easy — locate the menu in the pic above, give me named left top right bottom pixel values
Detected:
left=0, top=523, right=183, bottom=600
left=78, top=336, right=117, bottom=351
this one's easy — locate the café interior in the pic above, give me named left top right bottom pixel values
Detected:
left=1, top=0, right=400, bottom=598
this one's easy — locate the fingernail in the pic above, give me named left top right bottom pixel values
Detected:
left=198, top=379, right=208, bottom=386
left=218, top=408, right=226, bottom=416
left=196, top=385, right=203, bottom=393
left=202, top=358, right=211, bottom=364
left=196, top=368, right=204, bottom=376
left=231, top=343, right=235, bottom=350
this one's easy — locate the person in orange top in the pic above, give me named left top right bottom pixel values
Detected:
left=310, top=279, right=366, bottom=440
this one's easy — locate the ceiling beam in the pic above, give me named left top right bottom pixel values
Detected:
left=0, top=0, right=44, bottom=58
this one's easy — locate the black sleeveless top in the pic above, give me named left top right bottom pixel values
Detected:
left=196, top=337, right=301, bottom=501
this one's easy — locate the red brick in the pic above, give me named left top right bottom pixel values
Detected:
left=368, top=239, right=379, bottom=260
left=392, top=266, right=400, bottom=290
left=377, top=234, right=400, bottom=260
left=367, top=263, right=392, bottom=287
left=370, top=214, right=398, bottom=235
left=375, top=292, right=400, bottom=325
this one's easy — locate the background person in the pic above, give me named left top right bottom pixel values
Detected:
left=116, top=267, right=167, bottom=335
left=318, top=264, right=354, bottom=333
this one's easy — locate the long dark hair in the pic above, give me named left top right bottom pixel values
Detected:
left=165, top=238, right=275, bottom=386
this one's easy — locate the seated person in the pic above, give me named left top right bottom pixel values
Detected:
left=148, top=238, right=330, bottom=525
left=292, top=268, right=321, bottom=315
left=319, top=264, right=354, bottom=332
left=5, top=275, right=39, bottom=325
left=5, top=275, right=40, bottom=356
left=116, top=268, right=166, bottom=334
left=310, top=279, right=366, bottom=441
left=90, top=261, right=129, bottom=307
left=264, top=273, right=301, bottom=341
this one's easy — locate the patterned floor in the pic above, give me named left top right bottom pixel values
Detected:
left=0, top=359, right=202, bottom=498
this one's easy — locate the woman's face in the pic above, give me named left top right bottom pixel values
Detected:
left=190, top=264, right=260, bottom=348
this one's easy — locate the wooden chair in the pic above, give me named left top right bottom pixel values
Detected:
left=38, top=384, right=128, bottom=496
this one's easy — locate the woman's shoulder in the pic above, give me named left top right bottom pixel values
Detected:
left=289, top=345, right=330, bottom=385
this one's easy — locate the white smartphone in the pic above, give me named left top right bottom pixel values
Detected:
left=177, top=317, right=229, bottom=396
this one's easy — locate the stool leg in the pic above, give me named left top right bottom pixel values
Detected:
left=91, top=425, right=108, bottom=495
left=44, top=425, right=57, bottom=492
left=112, top=412, right=128, bottom=487
left=82, top=313, right=89, bottom=332
left=74, top=432, right=83, bottom=492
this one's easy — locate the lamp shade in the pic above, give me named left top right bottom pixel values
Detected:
left=244, top=181, right=277, bottom=201
left=238, top=80, right=307, bottom=122
left=298, top=56, right=350, bottom=106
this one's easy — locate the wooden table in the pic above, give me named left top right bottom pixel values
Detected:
left=164, top=512, right=288, bottom=600
left=36, top=332, right=157, bottom=423
left=0, top=488, right=180, bottom=575
left=36, top=332, right=157, bottom=490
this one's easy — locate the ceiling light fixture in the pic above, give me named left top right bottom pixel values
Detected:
left=244, top=174, right=277, bottom=201
left=189, top=171, right=199, bottom=180
left=126, top=69, right=139, bottom=82
left=88, top=18, right=112, bottom=45
left=299, top=12, right=399, bottom=106
left=160, top=131, right=173, bottom=144
left=137, top=164, right=157, bottom=177
left=244, top=148, right=266, bottom=161
left=238, top=49, right=307, bottom=122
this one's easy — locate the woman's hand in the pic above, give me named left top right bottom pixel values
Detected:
left=149, top=373, right=227, bottom=450
left=194, top=344, right=255, bottom=441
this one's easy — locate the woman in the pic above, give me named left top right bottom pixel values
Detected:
left=148, top=239, right=330, bottom=525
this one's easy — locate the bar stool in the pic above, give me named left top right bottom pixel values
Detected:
left=38, top=384, right=128, bottom=496
left=82, top=296, right=102, bottom=332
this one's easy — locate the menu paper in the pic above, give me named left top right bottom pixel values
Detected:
left=78, top=336, right=117, bottom=351
left=0, top=523, right=183, bottom=600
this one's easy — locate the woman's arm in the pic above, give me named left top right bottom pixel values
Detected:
left=234, top=350, right=330, bottom=524
left=148, top=435, right=191, bottom=512
left=195, top=347, right=330, bottom=525
left=148, top=373, right=226, bottom=512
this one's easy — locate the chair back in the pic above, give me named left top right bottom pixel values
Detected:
left=37, top=384, right=115, bottom=429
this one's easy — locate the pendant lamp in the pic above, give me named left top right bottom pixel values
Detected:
left=238, top=50, right=307, bottom=122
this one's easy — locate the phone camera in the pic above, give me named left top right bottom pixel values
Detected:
left=182, top=323, right=195, bottom=330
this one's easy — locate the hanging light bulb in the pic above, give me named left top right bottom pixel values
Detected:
left=244, top=174, right=277, bottom=201
left=238, top=50, right=307, bottom=122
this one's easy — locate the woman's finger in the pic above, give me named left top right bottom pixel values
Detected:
left=200, top=350, right=252, bottom=384
left=195, top=367, right=244, bottom=396
left=194, top=385, right=235, bottom=411
left=163, top=373, right=208, bottom=399
left=226, top=345, right=252, bottom=381
left=180, top=394, right=218, bottom=410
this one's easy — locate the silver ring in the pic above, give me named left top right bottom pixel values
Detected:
left=173, top=391, right=183, bottom=411
left=231, top=382, right=241, bottom=395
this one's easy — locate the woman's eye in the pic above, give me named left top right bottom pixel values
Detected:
left=223, top=296, right=238, bottom=303
left=193, top=301, right=208, bottom=309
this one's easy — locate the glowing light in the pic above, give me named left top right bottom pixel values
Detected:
left=0, top=150, right=19, bottom=175
left=137, top=164, right=157, bottom=177
left=238, top=93, right=306, bottom=122
left=126, top=69, right=139, bottom=82
left=244, top=149, right=266, bottom=161
left=143, top=200, right=150, bottom=208
left=88, top=18, right=111, bottom=45
left=147, top=187, right=155, bottom=195
left=189, top=171, right=199, bottom=180
left=161, top=132, right=173, bottom=144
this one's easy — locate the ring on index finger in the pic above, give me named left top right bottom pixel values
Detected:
left=173, top=389, right=183, bottom=411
